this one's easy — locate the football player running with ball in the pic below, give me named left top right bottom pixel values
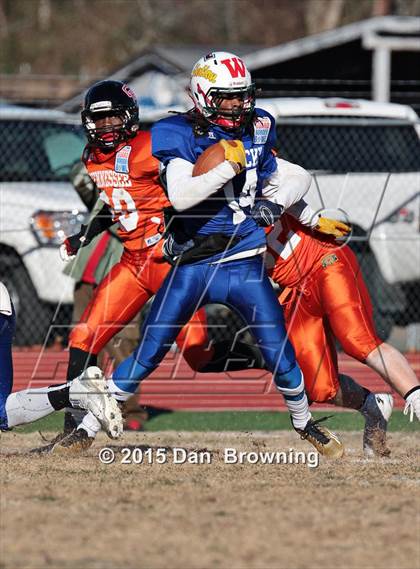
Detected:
left=0, top=80, right=254, bottom=449
left=77, top=52, right=354, bottom=457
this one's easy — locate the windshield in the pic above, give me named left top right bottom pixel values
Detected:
left=275, top=119, right=420, bottom=173
left=0, top=120, right=86, bottom=182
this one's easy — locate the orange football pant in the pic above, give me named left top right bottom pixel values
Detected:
left=70, top=242, right=212, bottom=371
left=280, top=246, right=382, bottom=403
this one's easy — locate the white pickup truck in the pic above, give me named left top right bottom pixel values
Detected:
left=260, top=97, right=420, bottom=339
left=0, top=105, right=87, bottom=344
left=0, top=104, right=176, bottom=345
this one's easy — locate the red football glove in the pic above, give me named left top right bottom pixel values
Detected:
left=59, top=232, right=88, bottom=262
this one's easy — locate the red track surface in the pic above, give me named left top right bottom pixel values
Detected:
left=12, top=349, right=419, bottom=410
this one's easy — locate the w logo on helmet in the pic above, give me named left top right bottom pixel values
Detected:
left=221, top=57, right=246, bottom=78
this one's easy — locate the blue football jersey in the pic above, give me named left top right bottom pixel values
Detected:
left=152, top=108, right=278, bottom=263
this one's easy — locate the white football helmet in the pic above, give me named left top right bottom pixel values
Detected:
left=189, top=51, right=255, bottom=130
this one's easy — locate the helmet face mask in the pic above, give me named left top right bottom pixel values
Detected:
left=201, top=85, right=255, bottom=129
left=81, top=80, right=139, bottom=151
left=190, top=52, right=255, bottom=130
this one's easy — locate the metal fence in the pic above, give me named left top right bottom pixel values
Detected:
left=0, top=112, right=419, bottom=351
left=275, top=116, right=420, bottom=344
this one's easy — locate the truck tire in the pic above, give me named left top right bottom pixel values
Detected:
left=0, top=251, right=53, bottom=346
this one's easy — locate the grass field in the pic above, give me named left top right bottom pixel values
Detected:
left=1, top=412, right=419, bottom=569
left=12, top=409, right=420, bottom=433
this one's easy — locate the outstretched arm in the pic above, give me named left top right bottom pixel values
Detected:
left=60, top=201, right=115, bottom=261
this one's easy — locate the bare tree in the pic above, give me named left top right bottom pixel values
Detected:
left=38, top=0, right=51, bottom=31
left=304, top=0, right=346, bottom=35
left=0, top=0, right=8, bottom=40
left=1, top=0, right=418, bottom=79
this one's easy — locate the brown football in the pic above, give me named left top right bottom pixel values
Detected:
left=192, top=140, right=239, bottom=176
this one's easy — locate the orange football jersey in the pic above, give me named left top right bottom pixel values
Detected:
left=265, top=214, right=336, bottom=287
left=84, top=131, right=170, bottom=251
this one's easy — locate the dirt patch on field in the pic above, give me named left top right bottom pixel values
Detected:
left=1, top=430, right=419, bottom=569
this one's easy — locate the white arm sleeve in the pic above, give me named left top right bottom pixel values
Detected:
left=262, top=158, right=312, bottom=210
left=166, top=158, right=236, bottom=211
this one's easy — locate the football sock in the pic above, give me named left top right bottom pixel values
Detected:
left=64, top=410, right=78, bottom=432
left=274, top=365, right=311, bottom=429
left=404, top=385, right=420, bottom=399
left=284, top=391, right=311, bottom=430
left=335, top=374, right=371, bottom=410
left=78, top=411, right=101, bottom=438
left=64, top=348, right=97, bottom=431
left=403, top=387, right=420, bottom=421
left=66, top=347, right=97, bottom=381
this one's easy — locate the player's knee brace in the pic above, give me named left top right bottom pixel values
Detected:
left=274, top=364, right=305, bottom=400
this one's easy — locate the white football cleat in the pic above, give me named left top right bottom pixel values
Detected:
left=361, top=393, right=393, bottom=458
left=403, top=388, right=420, bottom=422
left=69, top=366, right=123, bottom=439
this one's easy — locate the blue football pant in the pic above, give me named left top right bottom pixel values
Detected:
left=112, top=256, right=304, bottom=398
left=0, top=309, right=16, bottom=429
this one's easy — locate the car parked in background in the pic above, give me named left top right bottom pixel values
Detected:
left=2, top=99, right=419, bottom=344
left=261, top=97, right=420, bottom=339
left=0, top=105, right=87, bottom=344
left=0, top=103, right=180, bottom=346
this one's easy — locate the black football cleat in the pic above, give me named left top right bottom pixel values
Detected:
left=51, top=428, right=94, bottom=455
